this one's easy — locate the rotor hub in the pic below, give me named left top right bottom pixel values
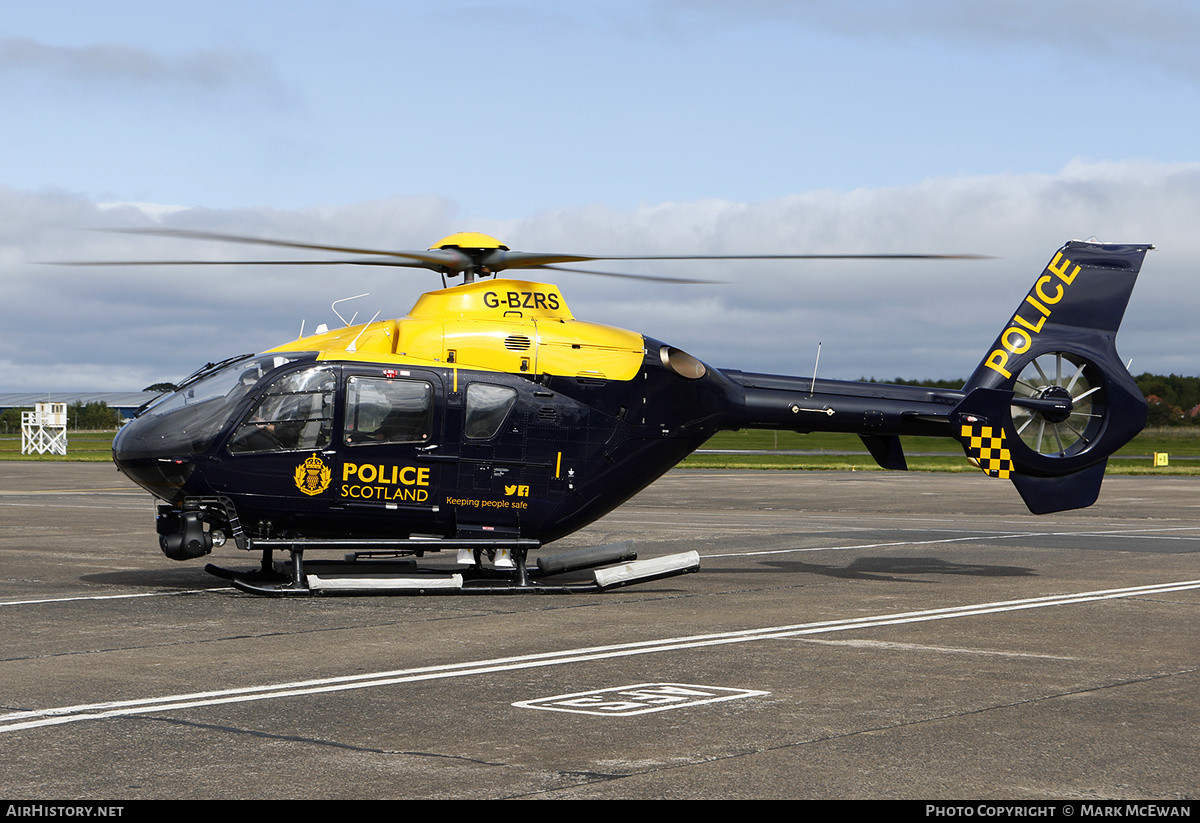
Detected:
left=429, top=233, right=511, bottom=282
left=1035, top=385, right=1074, bottom=423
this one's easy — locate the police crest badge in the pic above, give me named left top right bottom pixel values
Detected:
left=294, top=453, right=332, bottom=496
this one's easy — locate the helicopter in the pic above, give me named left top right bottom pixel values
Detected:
left=90, top=230, right=1151, bottom=596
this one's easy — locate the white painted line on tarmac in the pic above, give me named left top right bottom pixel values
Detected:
left=2, top=579, right=1198, bottom=734
left=0, top=489, right=143, bottom=495
left=799, top=638, right=1081, bottom=660
left=0, top=501, right=152, bottom=511
left=0, top=589, right=228, bottom=606
left=706, top=526, right=1200, bottom=558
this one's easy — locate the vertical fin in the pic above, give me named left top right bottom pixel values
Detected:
left=953, top=240, right=1151, bottom=514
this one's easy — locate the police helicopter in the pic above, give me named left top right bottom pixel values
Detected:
left=88, top=230, right=1150, bottom=596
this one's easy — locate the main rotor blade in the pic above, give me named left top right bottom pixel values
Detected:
left=100, top=228, right=462, bottom=268
left=59, top=229, right=992, bottom=282
left=496, top=251, right=992, bottom=268
left=532, top=265, right=721, bottom=284
left=49, top=257, right=716, bottom=282
left=51, top=257, right=435, bottom=268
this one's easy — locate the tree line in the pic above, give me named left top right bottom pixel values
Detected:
left=876, top=374, right=1200, bottom=427
left=0, top=401, right=123, bottom=432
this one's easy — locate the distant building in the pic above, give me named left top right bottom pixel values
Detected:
left=0, top=392, right=165, bottom=420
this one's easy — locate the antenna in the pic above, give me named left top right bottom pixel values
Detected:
left=331, top=293, right=370, bottom=327
left=347, top=311, right=382, bottom=353
left=809, top=342, right=822, bottom=397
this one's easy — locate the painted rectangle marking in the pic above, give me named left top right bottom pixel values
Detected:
left=513, top=683, right=770, bottom=716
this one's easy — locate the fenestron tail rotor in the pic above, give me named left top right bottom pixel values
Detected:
left=51, top=228, right=989, bottom=284
left=1010, top=352, right=1106, bottom=458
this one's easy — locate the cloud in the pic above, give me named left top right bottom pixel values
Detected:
left=2, top=160, right=1197, bottom=392
left=0, top=36, right=281, bottom=92
left=675, top=0, right=1200, bottom=84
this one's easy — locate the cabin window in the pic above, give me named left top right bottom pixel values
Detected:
left=464, top=383, right=518, bottom=439
left=228, top=367, right=336, bottom=454
left=344, top=377, right=433, bottom=445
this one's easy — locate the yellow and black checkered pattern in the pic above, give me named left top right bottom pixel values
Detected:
left=960, top=424, right=1012, bottom=479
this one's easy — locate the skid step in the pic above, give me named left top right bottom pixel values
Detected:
left=310, top=573, right=465, bottom=592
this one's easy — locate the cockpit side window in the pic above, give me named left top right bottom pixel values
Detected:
left=344, top=377, right=433, bottom=445
left=228, top=367, right=336, bottom=454
left=464, top=383, right=518, bottom=439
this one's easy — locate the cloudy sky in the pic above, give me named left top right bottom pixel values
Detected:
left=3, top=0, right=1199, bottom=392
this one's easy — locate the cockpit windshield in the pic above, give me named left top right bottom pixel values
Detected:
left=120, top=353, right=315, bottom=457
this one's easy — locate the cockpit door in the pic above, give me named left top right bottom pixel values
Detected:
left=336, top=369, right=445, bottom=524
left=210, top=364, right=342, bottom=526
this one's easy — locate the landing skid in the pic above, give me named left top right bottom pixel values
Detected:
left=205, top=539, right=700, bottom=596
